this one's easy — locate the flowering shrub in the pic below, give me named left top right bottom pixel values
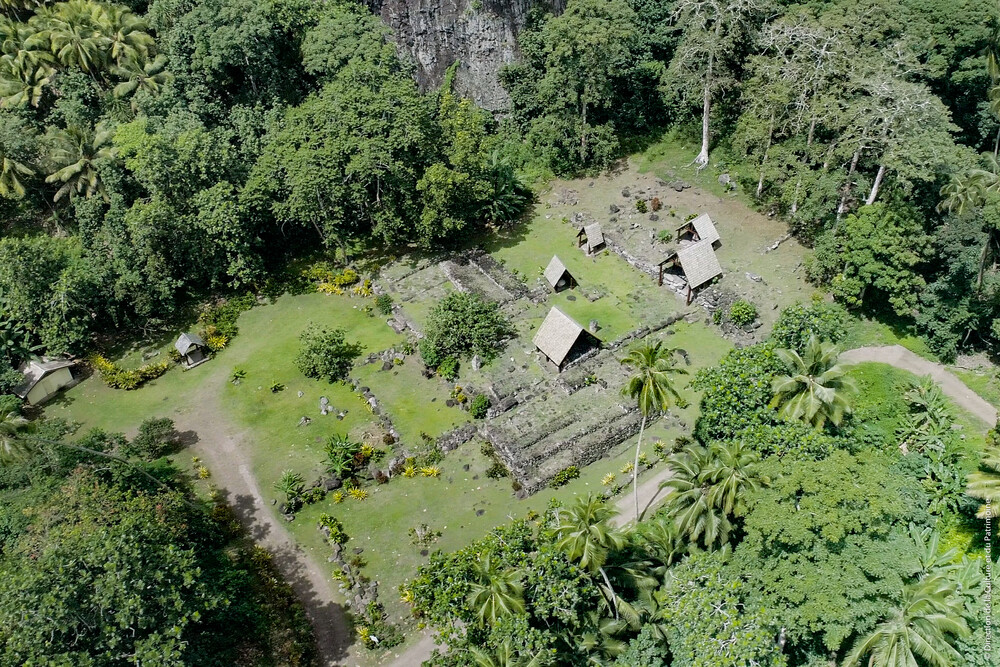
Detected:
left=90, top=354, right=170, bottom=390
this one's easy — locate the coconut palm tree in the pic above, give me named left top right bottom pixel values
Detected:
left=0, top=409, right=32, bottom=461
left=658, top=443, right=729, bottom=549
left=112, top=54, right=171, bottom=105
left=47, top=16, right=108, bottom=73
left=44, top=122, right=114, bottom=201
left=967, top=444, right=1000, bottom=518
left=469, top=641, right=550, bottom=667
left=771, top=334, right=856, bottom=430
left=843, top=575, right=970, bottom=667
left=467, top=553, right=525, bottom=627
left=702, top=440, right=767, bottom=518
left=104, top=6, right=153, bottom=65
left=552, top=494, right=627, bottom=619
left=620, top=341, right=687, bottom=521
left=0, top=150, right=32, bottom=198
left=0, top=60, right=53, bottom=107
left=658, top=441, right=767, bottom=550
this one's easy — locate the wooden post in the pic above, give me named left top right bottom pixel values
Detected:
left=658, top=263, right=664, bottom=286
left=686, top=285, right=693, bottom=306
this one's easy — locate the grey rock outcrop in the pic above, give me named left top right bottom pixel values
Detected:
left=370, top=0, right=565, bottom=110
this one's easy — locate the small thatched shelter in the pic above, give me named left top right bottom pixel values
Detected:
left=658, top=239, right=723, bottom=304
left=543, top=256, right=577, bottom=292
left=675, top=213, right=720, bottom=248
left=533, top=307, right=598, bottom=371
left=577, top=223, right=606, bottom=254
left=175, top=332, right=209, bottom=368
left=13, top=358, right=76, bottom=405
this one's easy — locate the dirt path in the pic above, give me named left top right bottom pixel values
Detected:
left=841, top=345, right=997, bottom=426
left=177, top=376, right=352, bottom=666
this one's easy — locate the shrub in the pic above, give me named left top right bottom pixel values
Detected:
left=419, top=293, right=514, bottom=369
left=90, top=355, right=170, bottom=390
left=374, top=294, right=393, bottom=315
left=0, top=368, right=22, bottom=395
left=770, top=301, right=848, bottom=352
left=269, top=381, right=285, bottom=393
left=123, top=417, right=178, bottom=460
left=231, top=367, right=246, bottom=383
left=436, top=356, right=459, bottom=380
left=469, top=394, right=490, bottom=419
left=420, top=466, right=441, bottom=478
left=198, top=294, right=256, bottom=340
left=729, top=300, right=758, bottom=327
left=205, top=334, right=228, bottom=352
left=635, top=199, right=648, bottom=213
left=657, top=229, right=672, bottom=244
left=318, top=514, right=349, bottom=545
left=549, top=466, right=580, bottom=488
left=295, top=324, right=362, bottom=383
left=651, top=197, right=662, bottom=211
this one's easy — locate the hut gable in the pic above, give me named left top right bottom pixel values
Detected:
left=676, top=239, right=723, bottom=289
left=543, top=256, right=576, bottom=291
left=175, top=332, right=207, bottom=356
left=676, top=213, right=720, bottom=246
left=577, top=223, right=606, bottom=254
left=533, top=307, right=587, bottom=368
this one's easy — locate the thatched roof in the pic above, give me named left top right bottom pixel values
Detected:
left=689, top=213, right=720, bottom=245
left=533, top=307, right=586, bottom=367
left=579, top=223, right=605, bottom=253
left=175, top=332, right=207, bottom=356
left=676, top=239, right=723, bottom=289
left=543, top=256, right=573, bottom=289
left=13, top=358, right=74, bottom=398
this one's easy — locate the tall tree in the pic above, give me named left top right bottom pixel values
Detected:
left=620, top=341, right=686, bottom=521
left=667, top=0, right=764, bottom=169
left=771, top=335, right=857, bottom=430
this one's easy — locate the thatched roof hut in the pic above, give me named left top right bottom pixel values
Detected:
left=658, top=239, right=723, bottom=304
left=577, top=223, right=606, bottom=254
left=543, top=256, right=577, bottom=292
left=532, top=307, right=597, bottom=370
left=675, top=213, right=720, bottom=247
left=175, top=332, right=209, bottom=368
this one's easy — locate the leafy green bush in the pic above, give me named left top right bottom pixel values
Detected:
left=318, top=514, right=349, bottom=545
left=549, top=466, right=580, bottom=488
left=437, top=356, right=460, bottom=380
left=90, top=355, right=170, bottom=390
left=419, top=293, right=514, bottom=369
left=374, top=294, right=393, bottom=315
left=770, top=301, right=848, bottom=352
left=728, top=300, right=758, bottom=326
left=295, top=324, right=362, bottom=383
left=635, top=199, right=648, bottom=213
left=0, top=394, right=21, bottom=416
left=122, top=418, right=178, bottom=460
left=657, top=229, right=672, bottom=244
left=469, top=394, right=490, bottom=419
left=198, top=294, right=257, bottom=340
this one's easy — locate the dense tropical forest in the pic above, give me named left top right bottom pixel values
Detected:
left=0, top=0, right=998, bottom=664
left=0, top=0, right=996, bottom=372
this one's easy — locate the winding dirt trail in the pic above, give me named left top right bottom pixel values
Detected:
left=840, top=345, right=997, bottom=426
left=177, top=376, right=352, bottom=667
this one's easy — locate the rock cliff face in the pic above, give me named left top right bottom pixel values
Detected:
left=369, top=0, right=563, bottom=111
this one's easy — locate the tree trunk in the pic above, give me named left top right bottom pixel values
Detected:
left=693, top=53, right=714, bottom=170
left=580, top=91, right=588, bottom=164
left=792, top=117, right=817, bottom=215
left=836, top=145, right=862, bottom=224
left=633, top=415, right=646, bottom=522
left=865, top=163, right=886, bottom=205
left=756, top=111, right=775, bottom=199
left=994, top=125, right=999, bottom=159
